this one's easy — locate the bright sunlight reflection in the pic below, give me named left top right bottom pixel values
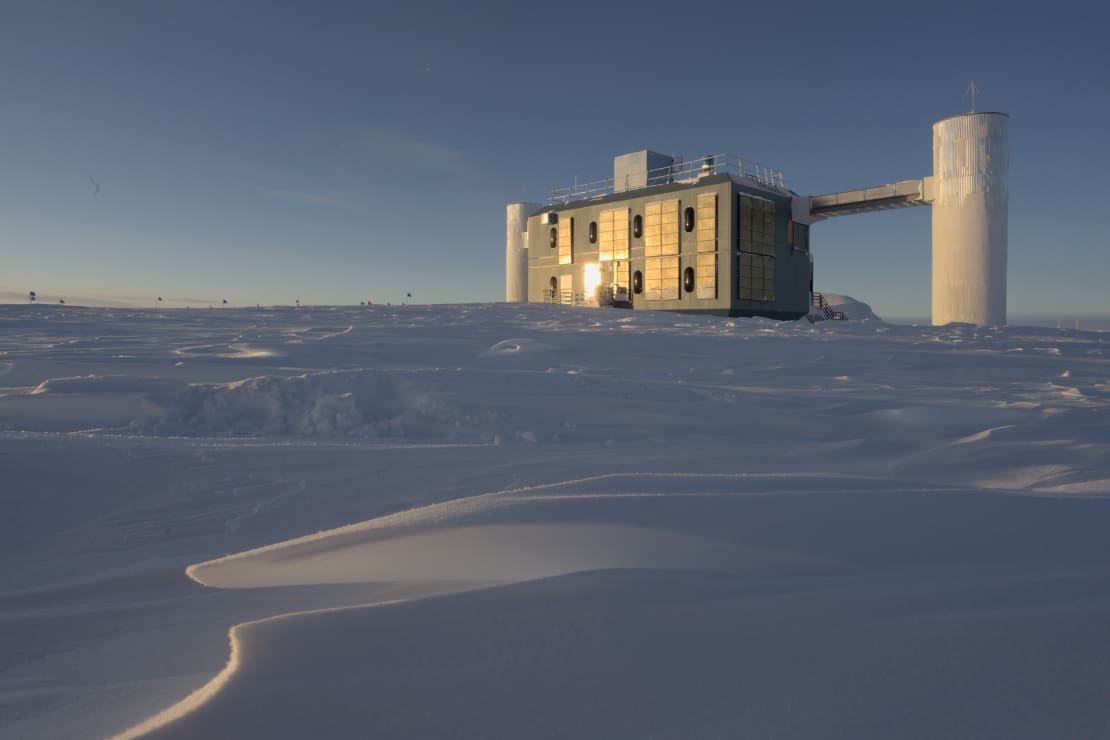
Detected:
left=583, top=263, right=601, bottom=296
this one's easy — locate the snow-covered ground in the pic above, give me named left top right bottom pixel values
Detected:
left=1, top=301, right=1108, bottom=739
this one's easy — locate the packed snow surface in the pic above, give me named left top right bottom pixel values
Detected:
left=1, top=302, right=1108, bottom=739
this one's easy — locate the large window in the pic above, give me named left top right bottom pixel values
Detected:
left=598, top=208, right=629, bottom=261
left=737, top=195, right=776, bottom=302
left=695, top=193, right=717, bottom=299
left=644, top=199, right=680, bottom=301
left=558, top=216, right=574, bottom=265
left=644, top=200, right=679, bottom=258
left=604, top=260, right=630, bottom=301
left=645, top=257, right=679, bottom=301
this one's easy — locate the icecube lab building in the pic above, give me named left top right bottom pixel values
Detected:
left=505, top=112, right=1009, bottom=326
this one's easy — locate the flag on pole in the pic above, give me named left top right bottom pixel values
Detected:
left=29, top=290, right=36, bottom=302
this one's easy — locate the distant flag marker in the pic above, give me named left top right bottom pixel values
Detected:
left=59, top=298, right=65, bottom=304
left=222, top=299, right=228, bottom=305
left=29, top=290, right=36, bottom=303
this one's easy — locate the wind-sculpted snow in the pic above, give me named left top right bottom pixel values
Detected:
left=129, top=370, right=468, bottom=439
left=130, top=473, right=1110, bottom=740
left=1, top=301, right=1109, bottom=740
left=32, top=375, right=189, bottom=395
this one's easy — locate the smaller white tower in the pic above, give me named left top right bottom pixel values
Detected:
left=931, top=112, right=1009, bottom=326
left=505, top=202, right=537, bottom=302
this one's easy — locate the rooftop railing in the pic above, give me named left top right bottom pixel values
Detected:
left=546, top=154, right=788, bottom=205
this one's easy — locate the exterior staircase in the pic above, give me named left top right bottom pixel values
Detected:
left=807, top=292, right=847, bottom=322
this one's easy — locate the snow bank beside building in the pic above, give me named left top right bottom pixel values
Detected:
left=821, top=293, right=882, bottom=321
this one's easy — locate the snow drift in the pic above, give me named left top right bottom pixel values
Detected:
left=821, top=293, right=881, bottom=321
left=130, top=370, right=457, bottom=438
left=1, top=302, right=1108, bottom=740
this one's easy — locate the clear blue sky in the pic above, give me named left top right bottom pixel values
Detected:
left=2, top=1, right=1108, bottom=317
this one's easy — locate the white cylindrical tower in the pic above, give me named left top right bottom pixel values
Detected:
left=506, top=202, right=537, bottom=302
left=931, top=112, right=1009, bottom=326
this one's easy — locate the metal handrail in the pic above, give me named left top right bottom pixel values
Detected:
left=547, top=153, right=789, bottom=205
left=543, top=288, right=579, bottom=305
left=809, top=292, right=847, bottom=322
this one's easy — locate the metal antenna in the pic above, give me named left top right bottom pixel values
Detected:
left=964, top=81, right=979, bottom=112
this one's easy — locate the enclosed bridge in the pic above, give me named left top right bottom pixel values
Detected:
left=506, top=112, right=1009, bottom=326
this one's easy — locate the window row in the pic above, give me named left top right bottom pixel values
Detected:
left=639, top=259, right=715, bottom=301
left=549, top=195, right=718, bottom=264
left=547, top=258, right=718, bottom=304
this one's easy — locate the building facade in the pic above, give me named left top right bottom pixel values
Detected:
left=524, top=152, right=813, bottom=319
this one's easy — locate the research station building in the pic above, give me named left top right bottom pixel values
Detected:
left=513, top=151, right=813, bottom=319
left=509, top=113, right=1009, bottom=327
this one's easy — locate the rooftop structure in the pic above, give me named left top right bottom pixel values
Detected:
left=547, top=152, right=788, bottom=205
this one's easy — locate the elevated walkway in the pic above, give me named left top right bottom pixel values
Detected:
left=808, top=178, right=932, bottom=220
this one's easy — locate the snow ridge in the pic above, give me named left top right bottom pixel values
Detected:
left=130, top=370, right=453, bottom=439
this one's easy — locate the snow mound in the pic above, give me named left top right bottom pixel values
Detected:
left=822, top=293, right=882, bottom=321
left=132, top=370, right=465, bottom=439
